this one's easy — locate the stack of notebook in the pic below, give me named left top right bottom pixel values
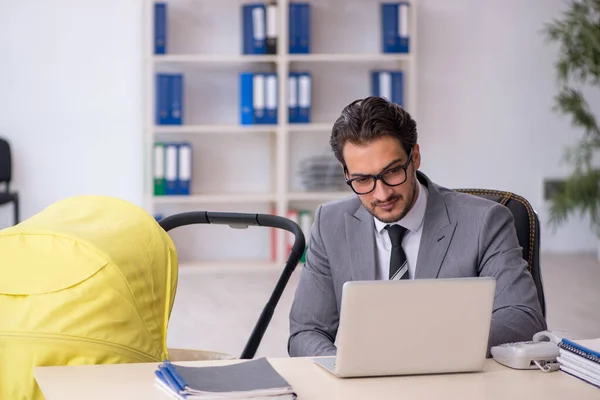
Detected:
left=557, top=337, right=600, bottom=388
left=154, top=358, right=297, bottom=399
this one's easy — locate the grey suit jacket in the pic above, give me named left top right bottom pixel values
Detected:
left=288, top=171, right=547, bottom=357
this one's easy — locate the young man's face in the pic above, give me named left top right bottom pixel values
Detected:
left=343, top=135, right=421, bottom=223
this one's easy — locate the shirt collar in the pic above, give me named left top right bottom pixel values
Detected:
left=374, top=181, right=428, bottom=234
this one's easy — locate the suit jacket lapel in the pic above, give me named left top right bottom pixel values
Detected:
left=415, top=172, right=457, bottom=279
left=345, top=205, right=377, bottom=281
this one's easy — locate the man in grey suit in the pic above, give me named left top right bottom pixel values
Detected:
left=288, top=96, right=547, bottom=358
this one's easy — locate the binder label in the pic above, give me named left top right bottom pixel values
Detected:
left=253, top=73, right=265, bottom=120
left=253, top=7, right=266, bottom=41
left=399, top=3, right=409, bottom=38
left=379, top=72, right=392, bottom=101
left=288, top=75, right=297, bottom=107
left=154, top=145, right=165, bottom=178
left=298, top=75, right=311, bottom=108
left=178, top=145, right=192, bottom=181
left=266, top=4, right=277, bottom=38
left=165, top=144, right=178, bottom=194
left=266, top=73, right=277, bottom=124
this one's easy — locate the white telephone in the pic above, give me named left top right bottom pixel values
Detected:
left=490, top=330, right=575, bottom=372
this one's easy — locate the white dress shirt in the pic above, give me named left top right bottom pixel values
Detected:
left=374, top=182, right=428, bottom=280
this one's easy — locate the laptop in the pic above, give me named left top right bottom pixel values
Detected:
left=314, top=277, right=496, bottom=378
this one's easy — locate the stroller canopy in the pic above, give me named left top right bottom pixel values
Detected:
left=0, top=195, right=178, bottom=399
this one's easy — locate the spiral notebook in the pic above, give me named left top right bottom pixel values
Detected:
left=559, top=338, right=600, bottom=363
left=557, top=338, right=600, bottom=389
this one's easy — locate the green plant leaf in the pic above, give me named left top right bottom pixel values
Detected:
left=548, top=169, right=600, bottom=234
left=543, top=0, right=600, bottom=236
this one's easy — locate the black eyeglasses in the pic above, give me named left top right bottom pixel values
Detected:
left=345, top=150, right=413, bottom=195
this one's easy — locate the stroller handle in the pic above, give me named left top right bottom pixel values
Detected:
left=158, top=211, right=306, bottom=360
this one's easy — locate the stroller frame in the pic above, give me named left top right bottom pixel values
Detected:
left=158, top=211, right=306, bottom=360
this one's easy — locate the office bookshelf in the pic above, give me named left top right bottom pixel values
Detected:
left=142, top=0, right=418, bottom=268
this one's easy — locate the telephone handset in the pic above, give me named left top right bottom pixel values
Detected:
left=490, top=330, right=575, bottom=372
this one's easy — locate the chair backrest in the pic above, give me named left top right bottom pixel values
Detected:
left=0, top=138, right=12, bottom=184
left=453, top=189, right=546, bottom=317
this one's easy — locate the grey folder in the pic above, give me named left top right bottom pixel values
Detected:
left=165, top=358, right=296, bottom=399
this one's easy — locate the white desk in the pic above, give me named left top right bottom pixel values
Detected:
left=34, top=358, right=600, bottom=400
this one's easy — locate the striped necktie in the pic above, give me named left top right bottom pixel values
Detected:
left=385, top=224, right=409, bottom=280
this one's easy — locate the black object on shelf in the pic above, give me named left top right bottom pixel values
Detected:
left=158, top=211, right=306, bottom=360
left=0, top=137, right=19, bottom=225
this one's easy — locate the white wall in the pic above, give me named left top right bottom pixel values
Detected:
left=416, top=0, right=598, bottom=253
left=0, top=0, right=596, bottom=254
left=0, top=0, right=144, bottom=228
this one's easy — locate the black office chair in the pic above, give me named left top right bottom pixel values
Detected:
left=0, top=138, right=19, bottom=225
left=453, top=189, right=546, bottom=318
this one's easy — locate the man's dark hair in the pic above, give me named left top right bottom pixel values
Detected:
left=329, top=96, right=418, bottom=167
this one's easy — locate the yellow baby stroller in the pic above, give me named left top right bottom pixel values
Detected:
left=0, top=195, right=305, bottom=399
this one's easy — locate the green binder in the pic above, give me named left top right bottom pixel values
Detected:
left=153, top=142, right=166, bottom=195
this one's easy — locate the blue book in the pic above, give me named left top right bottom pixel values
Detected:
left=164, top=143, right=178, bottom=195
left=253, top=73, right=266, bottom=124
left=154, top=3, right=167, bottom=54
left=155, top=74, right=170, bottom=125
left=265, top=72, right=278, bottom=124
left=391, top=71, right=404, bottom=106
left=240, top=72, right=255, bottom=125
left=288, top=72, right=299, bottom=123
left=381, top=3, right=399, bottom=53
left=381, top=2, right=409, bottom=53
left=398, top=2, right=410, bottom=53
left=242, top=5, right=254, bottom=54
left=169, top=74, right=183, bottom=125
left=297, top=72, right=311, bottom=123
left=289, top=3, right=310, bottom=54
left=298, top=3, right=310, bottom=53
left=371, top=70, right=389, bottom=100
left=371, top=70, right=382, bottom=99
left=176, top=142, right=192, bottom=195
left=242, top=4, right=266, bottom=55
left=288, top=4, right=299, bottom=53
left=371, top=70, right=403, bottom=106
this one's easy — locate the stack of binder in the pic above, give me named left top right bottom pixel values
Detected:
left=154, top=141, right=192, bottom=196
left=381, top=2, right=410, bottom=53
left=371, top=70, right=404, bottom=106
left=240, top=72, right=279, bottom=125
left=155, top=358, right=296, bottom=399
left=298, top=155, right=347, bottom=192
left=288, top=72, right=311, bottom=123
left=242, top=3, right=278, bottom=55
left=289, top=2, right=310, bottom=53
left=156, top=73, right=184, bottom=125
left=557, top=338, right=600, bottom=388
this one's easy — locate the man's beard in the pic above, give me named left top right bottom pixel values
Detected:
left=365, top=179, right=417, bottom=224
